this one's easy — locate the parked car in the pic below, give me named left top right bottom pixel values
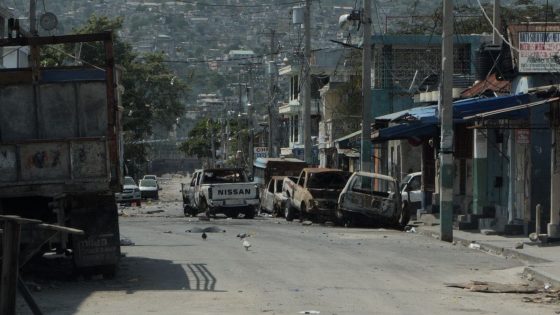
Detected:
left=143, top=174, right=159, bottom=188
left=337, top=172, right=409, bottom=227
left=259, top=176, right=290, bottom=216
left=283, top=168, right=351, bottom=222
left=115, top=176, right=141, bottom=205
left=139, top=179, right=159, bottom=200
left=401, top=172, right=422, bottom=214
left=181, top=168, right=259, bottom=218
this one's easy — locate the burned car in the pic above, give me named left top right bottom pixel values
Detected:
left=337, top=172, right=409, bottom=227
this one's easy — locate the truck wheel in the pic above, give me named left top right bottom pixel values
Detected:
left=244, top=207, right=255, bottom=219
left=299, top=204, right=306, bottom=223
left=273, top=204, right=284, bottom=217
left=395, top=202, right=410, bottom=229
left=285, top=204, right=295, bottom=222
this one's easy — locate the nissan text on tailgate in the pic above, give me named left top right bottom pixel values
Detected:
left=195, top=168, right=259, bottom=219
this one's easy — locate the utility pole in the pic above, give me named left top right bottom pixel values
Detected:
left=303, top=0, right=312, bottom=164
left=361, top=0, right=373, bottom=172
left=493, top=0, right=502, bottom=45
left=439, top=0, right=454, bottom=242
left=209, top=119, right=216, bottom=168
left=268, top=29, right=276, bottom=158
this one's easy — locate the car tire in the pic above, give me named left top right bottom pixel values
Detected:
left=244, top=207, right=255, bottom=219
left=285, top=203, right=295, bottom=222
left=299, top=204, right=306, bottom=223
left=396, top=202, right=410, bottom=229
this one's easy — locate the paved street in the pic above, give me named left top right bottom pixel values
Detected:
left=18, top=176, right=559, bottom=314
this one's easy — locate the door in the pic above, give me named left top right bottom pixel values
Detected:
left=263, top=179, right=275, bottom=212
left=403, top=174, right=422, bottom=211
left=187, top=174, right=197, bottom=208
left=340, top=175, right=374, bottom=214
left=293, top=172, right=306, bottom=210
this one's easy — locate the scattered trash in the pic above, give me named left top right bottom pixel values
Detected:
left=383, top=235, right=388, bottom=238
left=545, top=283, right=553, bottom=291
left=405, top=227, right=416, bottom=233
left=527, top=274, right=534, bottom=281
left=445, top=281, right=540, bottom=293
left=323, top=221, right=334, bottom=227
left=237, top=233, right=248, bottom=238
left=146, top=210, right=164, bottom=214
left=299, top=311, right=320, bottom=314
left=514, top=242, right=524, bottom=249
left=522, top=292, right=560, bottom=304
left=302, top=221, right=313, bottom=226
left=163, top=231, right=172, bottom=234
left=202, top=232, right=207, bottom=240
left=120, top=238, right=135, bottom=246
left=118, top=210, right=129, bottom=217
left=468, top=242, right=481, bottom=250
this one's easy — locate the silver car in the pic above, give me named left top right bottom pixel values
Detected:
left=115, top=176, right=142, bottom=205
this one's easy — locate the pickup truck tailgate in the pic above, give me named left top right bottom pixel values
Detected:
left=210, top=183, right=258, bottom=201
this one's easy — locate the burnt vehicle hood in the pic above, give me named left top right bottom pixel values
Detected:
left=308, top=188, right=342, bottom=200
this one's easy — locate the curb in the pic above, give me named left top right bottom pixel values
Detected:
left=415, top=228, right=551, bottom=264
left=523, top=266, right=560, bottom=289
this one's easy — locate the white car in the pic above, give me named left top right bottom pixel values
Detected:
left=116, top=176, right=141, bottom=204
left=259, top=176, right=289, bottom=217
left=143, top=174, right=159, bottom=188
left=139, top=179, right=159, bottom=200
left=401, top=172, right=422, bottom=213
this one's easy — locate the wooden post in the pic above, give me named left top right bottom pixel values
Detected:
left=0, top=221, right=21, bottom=315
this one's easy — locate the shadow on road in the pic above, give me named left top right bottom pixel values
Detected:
left=19, top=256, right=224, bottom=314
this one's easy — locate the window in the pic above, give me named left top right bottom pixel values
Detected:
left=203, top=170, right=247, bottom=184
left=409, top=175, right=421, bottom=190
left=352, top=175, right=395, bottom=195
left=268, top=180, right=275, bottom=193
left=307, top=172, right=349, bottom=189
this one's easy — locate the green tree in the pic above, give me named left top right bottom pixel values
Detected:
left=179, top=119, right=221, bottom=160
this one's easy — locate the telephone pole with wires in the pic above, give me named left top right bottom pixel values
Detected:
left=439, top=0, right=454, bottom=242
left=303, top=0, right=312, bottom=164
left=361, top=0, right=372, bottom=173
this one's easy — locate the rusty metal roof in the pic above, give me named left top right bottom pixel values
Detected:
left=460, top=73, right=511, bottom=99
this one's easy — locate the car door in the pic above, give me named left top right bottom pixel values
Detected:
left=187, top=175, right=197, bottom=207
left=263, top=179, right=275, bottom=212
left=193, top=171, right=203, bottom=208
left=292, top=172, right=306, bottom=210
left=403, top=174, right=422, bottom=211
left=340, top=175, right=374, bottom=214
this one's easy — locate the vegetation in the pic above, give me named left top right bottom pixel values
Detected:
left=42, top=16, right=188, bottom=172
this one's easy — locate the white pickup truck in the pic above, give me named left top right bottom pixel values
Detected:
left=182, top=168, right=259, bottom=218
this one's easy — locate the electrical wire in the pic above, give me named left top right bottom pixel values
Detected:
left=475, top=0, right=519, bottom=53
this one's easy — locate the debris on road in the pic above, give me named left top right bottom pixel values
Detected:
left=146, top=210, right=165, bottom=214
left=243, top=239, right=251, bottom=251
left=120, top=238, right=135, bottom=246
left=405, top=226, right=416, bottom=233
left=163, top=230, right=172, bottom=234
left=302, top=221, right=313, bottom=226
left=445, top=281, right=540, bottom=293
left=202, top=232, right=207, bottom=240
left=468, top=242, right=481, bottom=250
left=514, top=242, right=524, bottom=249
left=299, top=311, right=320, bottom=314
left=186, top=226, right=226, bottom=233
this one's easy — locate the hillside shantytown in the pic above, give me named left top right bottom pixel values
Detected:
left=1, top=1, right=560, bottom=314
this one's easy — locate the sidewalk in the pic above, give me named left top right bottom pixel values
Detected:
left=416, top=225, right=560, bottom=288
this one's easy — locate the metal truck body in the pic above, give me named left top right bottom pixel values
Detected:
left=0, top=33, right=122, bottom=274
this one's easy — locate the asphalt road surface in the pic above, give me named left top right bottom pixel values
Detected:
left=17, top=175, right=559, bottom=314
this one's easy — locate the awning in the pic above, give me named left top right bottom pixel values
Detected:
left=463, top=96, right=559, bottom=120
left=336, top=148, right=360, bottom=158
left=453, top=94, right=533, bottom=119
left=371, top=122, right=439, bottom=142
left=334, top=130, right=361, bottom=143
left=375, top=105, right=437, bottom=123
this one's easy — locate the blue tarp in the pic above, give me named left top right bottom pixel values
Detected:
left=372, top=122, right=438, bottom=142
left=371, top=93, right=537, bottom=142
